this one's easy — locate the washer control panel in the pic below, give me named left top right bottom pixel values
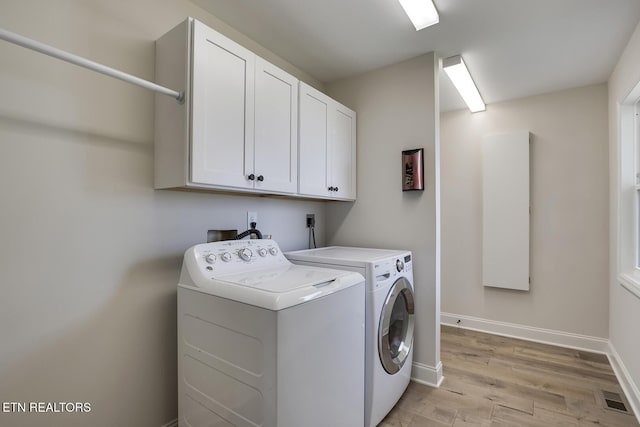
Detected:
left=192, top=239, right=288, bottom=275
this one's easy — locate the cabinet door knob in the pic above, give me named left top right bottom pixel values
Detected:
left=257, top=175, right=264, bottom=182
left=247, top=174, right=255, bottom=181
left=328, top=186, right=334, bottom=191
left=334, top=186, right=339, bottom=192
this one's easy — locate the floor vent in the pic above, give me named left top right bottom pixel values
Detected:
left=599, top=390, right=630, bottom=414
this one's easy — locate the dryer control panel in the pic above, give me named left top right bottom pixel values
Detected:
left=371, top=252, right=412, bottom=290
left=397, top=254, right=412, bottom=273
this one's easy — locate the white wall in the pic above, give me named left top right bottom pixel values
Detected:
left=325, top=53, right=442, bottom=385
left=608, top=18, right=640, bottom=410
left=0, top=1, right=327, bottom=426
left=440, top=84, right=609, bottom=339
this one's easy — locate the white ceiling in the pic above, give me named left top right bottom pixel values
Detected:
left=192, top=0, right=640, bottom=112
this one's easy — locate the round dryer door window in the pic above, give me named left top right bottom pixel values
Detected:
left=378, top=277, right=415, bottom=374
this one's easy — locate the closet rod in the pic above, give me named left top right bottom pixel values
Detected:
left=0, top=27, right=184, bottom=103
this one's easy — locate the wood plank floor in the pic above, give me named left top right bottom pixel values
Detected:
left=379, top=326, right=639, bottom=427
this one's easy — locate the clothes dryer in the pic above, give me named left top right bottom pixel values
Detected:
left=178, top=239, right=365, bottom=427
left=285, top=247, right=415, bottom=427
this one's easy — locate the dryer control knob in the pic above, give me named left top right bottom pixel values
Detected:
left=238, top=248, right=253, bottom=261
left=221, top=252, right=232, bottom=262
left=396, top=259, right=404, bottom=272
left=205, top=254, right=217, bottom=264
left=269, top=247, right=278, bottom=256
left=257, top=248, right=268, bottom=257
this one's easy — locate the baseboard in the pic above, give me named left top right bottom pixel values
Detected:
left=411, top=360, right=443, bottom=388
left=608, top=342, right=640, bottom=423
left=160, top=419, right=177, bottom=427
left=441, top=312, right=609, bottom=354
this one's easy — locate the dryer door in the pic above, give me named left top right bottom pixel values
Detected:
left=378, top=277, right=415, bottom=374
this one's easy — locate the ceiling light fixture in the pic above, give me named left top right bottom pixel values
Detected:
left=397, top=0, right=439, bottom=31
left=443, top=55, right=486, bottom=113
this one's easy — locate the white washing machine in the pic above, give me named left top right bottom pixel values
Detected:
left=285, top=247, right=415, bottom=427
left=178, top=239, right=365, bottom=427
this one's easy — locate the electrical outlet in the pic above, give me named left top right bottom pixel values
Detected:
left=306, top=214, right=315, bottom=228
left=247, top=211, right=258, bottom=229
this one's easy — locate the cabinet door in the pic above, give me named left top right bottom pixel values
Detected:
left=298, top=82, right=330, bottom=197
left=190, top=21, right=255, bottom=189
left=330, top=104, right=356, bottom=200
left=254, top=57, right=298, bottom=194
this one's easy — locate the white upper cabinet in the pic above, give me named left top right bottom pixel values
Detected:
left=298, top=83, right=330, bottom=197
left=331, top=104, right=356, bottom=200
left=299, top=82, right=356, bottom=200
left=154, top=18, right=298, bottom=195
left=154, top=18, right=354, bottom=200
left=191, top=21, right=255, bottom=189
left=254, top=57, right=298, bottom=194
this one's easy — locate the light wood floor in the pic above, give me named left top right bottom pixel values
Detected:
left=379, top=326, right=639, bottom=427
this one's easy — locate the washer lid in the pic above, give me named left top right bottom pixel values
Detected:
left=215, top=264, right=349, bottom=292
left=179, top=242, right=364, bottom=310
left=285, top=246, right=410, bottom=267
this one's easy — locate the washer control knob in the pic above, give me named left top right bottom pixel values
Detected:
left=205, top=254, right=216, bottom=264
left=396, top=259, right=404, bottom=272
left=221, top=252, right=232, bottom=262
left=238, top=248, right=253, bottom=261
left=269, top=247, right=278, bottom=256
left=257, top=248, right=268, bottom=257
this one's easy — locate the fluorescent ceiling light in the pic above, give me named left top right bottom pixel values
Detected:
left=443, top=55, right=486, bottom=113
left=397, top=0, right=439, bottom=31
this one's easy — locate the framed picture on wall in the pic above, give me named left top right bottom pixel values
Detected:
left=402, top=148, right=424, bottom=191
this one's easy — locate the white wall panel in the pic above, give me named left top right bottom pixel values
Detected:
left=482, top=131, right=530, bottom=290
